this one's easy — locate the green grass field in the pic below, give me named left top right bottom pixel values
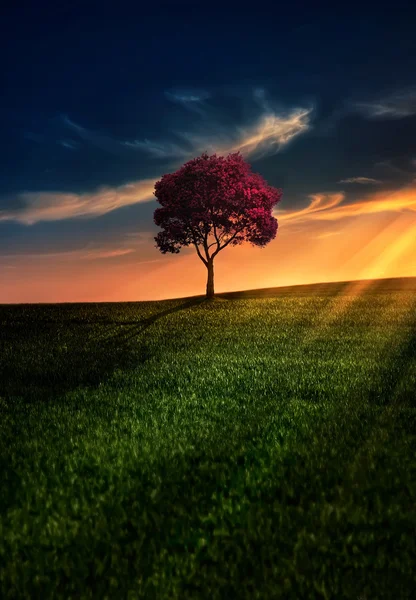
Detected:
left=1, top=277, right=415, bottom=599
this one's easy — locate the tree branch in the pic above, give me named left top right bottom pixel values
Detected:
left=189, top=225, right=208, bottom=266
left=213, top=222, right=220, bottom=245
left=211, top=225, right=245, bottom=258
left=209, top=207, right=221, bottom=259
left=202, top=230, right=210, bottom=261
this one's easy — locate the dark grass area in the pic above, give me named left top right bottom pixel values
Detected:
left=0, top=277, right=415, bottom=598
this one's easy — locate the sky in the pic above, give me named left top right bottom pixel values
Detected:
left=1, top=1, right=416, bottom=303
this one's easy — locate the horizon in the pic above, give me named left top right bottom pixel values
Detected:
left=1, top=275, right=415, bottom=306
left=1, top=3, right=416, bottom=302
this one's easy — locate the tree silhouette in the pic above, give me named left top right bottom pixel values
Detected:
left=153, top=151, right=283, bottom=298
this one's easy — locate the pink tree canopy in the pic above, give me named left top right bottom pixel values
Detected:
left=153, top=151, right=283, bottom=297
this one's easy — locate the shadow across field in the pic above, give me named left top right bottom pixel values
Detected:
left=0, top=297, right=207, bottom=403
left=1, top=276, right=415, bottom=405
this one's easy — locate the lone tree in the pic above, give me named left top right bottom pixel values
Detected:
left=153, top=151, right=282, bottom=298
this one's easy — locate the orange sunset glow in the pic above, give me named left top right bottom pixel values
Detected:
left=2, top=183, right=415, bottom=303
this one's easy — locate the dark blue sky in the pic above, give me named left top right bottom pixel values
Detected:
left=1, top=1, right=416, bottom=259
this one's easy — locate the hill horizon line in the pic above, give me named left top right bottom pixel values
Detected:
left=1, top=275, right=415, bottom=306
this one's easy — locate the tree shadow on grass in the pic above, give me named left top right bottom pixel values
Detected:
left=0, top=297, right=207, bottom=404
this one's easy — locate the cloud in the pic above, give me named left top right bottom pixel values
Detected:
left=276, top=184, right=416, bottom=224
left=62, top=114, right=192, bottom=158
left=59, top=139, right=79, bottom=150
left=0, top=247, right=163, bottom=264
left=338, top=177, right=382, bottom=185
left=161, top=107, right=313, bottom=164
left=353, top=87, right=416, bottom=119
left=81, top=248, right=135, bottom=260
left=123, top=138, right=191, bottom=158
left=0, top=231, right=160, bottom=267
left=124, top=231, right=155, bottom=242
left=229, top=108, right=313, bottom=159
left=374, top=160, right=409, bottom=175
left=373, top=159, right=416, bottom=180
left=0, top=247, right=133, bottom=261
left=62, top=115, right=132, bottom=155
left=0, top=179, right=156, bottom=225
left=58, top=86, right=314, bottom=164
left=277, top=193, right=345, bottom=223
left=129, top=87, right=314, bottom=162
left=314, top=86, right=416, bottom=136
left=165, top=89, right=211, bottom=116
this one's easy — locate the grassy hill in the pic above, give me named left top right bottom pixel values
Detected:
left=1, top=277, right=415, bottom=598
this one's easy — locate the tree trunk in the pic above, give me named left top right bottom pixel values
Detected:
left=206, top=259, right=214, bottom=298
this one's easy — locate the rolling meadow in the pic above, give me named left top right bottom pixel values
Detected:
left=0, top=277, right=415, bottom=599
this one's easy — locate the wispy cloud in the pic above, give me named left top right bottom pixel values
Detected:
left=58, top=86, right=314, bottom=164
left=0, top=179, right=156, bottom=225
left=353, top=86, right=416, bottom=119
left=62, top=114, right=190, bottom=159
left=1, top=230, right=160, bottom=264
left=0, top=247, right=134, bottom=261
left=59, top=139, right=79, bottom=150
left=0, top=248, right=163, bottom=265
left=374, top=159, right=416, bottom=179
left=123, top=138, right=191, bottom=158
left=163, top=108, right=313, bottom=163
left=81, top=248, right=135, bottom=260
left=338, top=177, right=382, bottom=185
left=277, top=193, right=345, bottom=223
left=314, top=86, right=416, bottom=137
left=374, top=160, right=408, bottom=175
left=124, top=231, right=155, bottom=242
left=130, top=87, right=314, bottom=162
left=62, top=115, right=131, bottom=155
left=165, top=88, right=211, bottom=116
left=230, top=109, right=313, bottom=159
left=276, top=184, right=416, bottom=224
